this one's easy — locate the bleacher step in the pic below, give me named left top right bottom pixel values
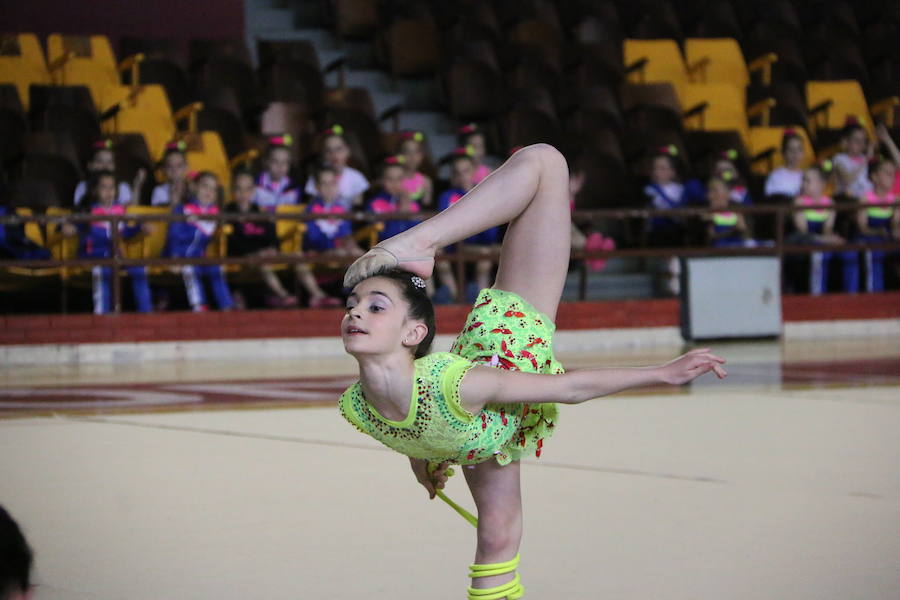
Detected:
left=562, top=272, right=656, bottom=301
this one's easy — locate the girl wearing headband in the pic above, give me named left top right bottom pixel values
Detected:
left=339, top=144, right=726, bottom=599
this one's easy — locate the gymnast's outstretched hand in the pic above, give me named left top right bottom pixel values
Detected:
left=657, top=348, right=727, bottom=385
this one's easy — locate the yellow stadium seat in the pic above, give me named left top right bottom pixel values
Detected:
left=624, top=39, right=691, bottom=89
left=748, top=126, right=815, bottom=176
left=0, top=33, right=51, bottom=111
left=185, top=132, right=232, bottom=193
left=684, top=38, right=748, bottom=87
left=100, top=84, right=203, bottom=162
left=123, top=206, right=169, bottom=262
left=806, top=81, right=874, bottom=137
left=275, top=204, right=306, bottom=255
left=14, top=207, right=45, bottom=247
left=680, top=83, right=750, bottom=145
left=46, top=34, right=122, bottom=109
left=0, top=207, right=56, bottom=289
left=44, top=206, right=82, bottom=280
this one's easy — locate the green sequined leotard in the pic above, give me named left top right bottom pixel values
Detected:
left=339, top=288, right=561, bottom=465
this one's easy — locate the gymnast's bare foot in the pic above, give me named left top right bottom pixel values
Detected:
left=343, top=239, right=435, bottom=288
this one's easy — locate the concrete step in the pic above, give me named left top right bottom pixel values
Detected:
left=253, top=27, right=339, bottom=51
left=248, top=8, right=296, bottom=32
left=397, top=111, right=454, bottom=136
left=336, top=69, right=393, bottom=93
left=430, top=133, right=457, bottom=174
left=562, top=271, right=656, bottom=301
left=341, top=40, right=377, bottom=69
left=396, top=78, right=441, bottom=111
left=370, top=91, right=405, bottom=120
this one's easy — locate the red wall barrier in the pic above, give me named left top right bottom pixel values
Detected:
left=2, top=293, right=898, bottom=346
left=6, top=0, right=244, bottom=51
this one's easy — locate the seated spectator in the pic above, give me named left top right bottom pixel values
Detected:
left=851, top=157, right=897, bottom=292
left=789, top=163, right=856, bottom=295
left=833, top=120, right=874, bottom=200
left=712, top=149, right=752, bottom=205
left=435, top=148, right=501, bottom=302
left=644, top=145, right=692, bottom=296
left=299, top=165, right=364, bottom=308
left=151, top=142, right=190, bottom=207
left=705, top=175, right=759, bottom=248
left=399, top=130, right=434, bottom=208
left=0, top=504, right=33, bottom=600
left=224, top=170, right=298, bottom=308
left=62, top=171, right=152, bottom=314
left=367, top=156, right=423, bottom=242
left=164, top=172, right=233, bottom=311
left=875, top=123, right=900, bottom=195
left=458, top=123, right=493, bottom=184
left=764, top=130, right=806, bottom=198
left=304, top=125, right=369, bottom=209
left=74, top=139, right=142, bottom=207
left=644, top=146, right=689, bottom=247
left=255, top=135, right=301, bottom=211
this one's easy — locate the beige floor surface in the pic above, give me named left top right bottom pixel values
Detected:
left=1, top=340, right=899, bottom=599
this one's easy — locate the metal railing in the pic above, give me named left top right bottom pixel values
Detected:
left=2, top=203, right=899, bottom=313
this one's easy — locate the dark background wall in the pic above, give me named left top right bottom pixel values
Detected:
left=6, top=0, right=244, bottom=51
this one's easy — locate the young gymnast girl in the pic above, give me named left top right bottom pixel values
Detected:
left=340, top=144, right=727, bottom=600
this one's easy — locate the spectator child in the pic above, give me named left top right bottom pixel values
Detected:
left=255, top=135, right=301, bottom=211
left=151, top=142, right=190, bottom=206
left=764, top=129, right=806, bottom=198
left=225, top=170, right=298, bottom=308
left=644, top=146, right=688, bottom=245
left=74, top=139, right=140, bottom=206
left=792, top=164, right=855, bottom=295
left=304, top=124, right=369, bottom=209
left=852, top=157, right=898, bottom=292
left=705, top=176, right=755, bottom=247
left=875, top=123, right=900, bottom=195
left=833, top=121, right=874, bottom=200
left=63, top=171, right=152, bottom=314
left=300, top=165, right=364, bottom=308
left=713, top=149, right=752, bottom=205
left=165, top=171, right=233, bottom=311
left=436, top=148, right=500, bottom=300
left=399, top=130, right=434, bottom=208
left=458, top=123, right=492, bottom=183
left=644, top=146, right=687, bottom=295
left=368, top=156, right=423, bottom=242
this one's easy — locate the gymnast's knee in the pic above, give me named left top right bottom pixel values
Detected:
left=476, top=517, right=520, bottom=558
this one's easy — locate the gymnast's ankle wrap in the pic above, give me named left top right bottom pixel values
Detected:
left=467, top=553, right=525, bottom=599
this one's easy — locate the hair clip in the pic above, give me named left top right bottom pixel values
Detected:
left=721, top=169, right=736, bottom=182
left=93, top=139, right=113, bottom=150
left=459, top=123, right=478, bottom=135
left=660, top=144, right=678, bottom=157
left=410, top=276, right=426, bottom=289
left=268, top=134, right=293, bottom=147
left=384, top=155, right=406, bottom=165
left=325, top=124, right=344, bottom=136
left=783, top=127, right=797, bottom=137
left=166, top=140, right=187, bottom=152
left=820, top=159, right=833, bottom=173
left=722, top=148, right=738, bottom=161
left=452, top=146, right=475, bottom=158
left=402, top=131, right=424, bottom=143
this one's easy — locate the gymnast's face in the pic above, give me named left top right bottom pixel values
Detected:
left=342, top=277, right=418, bottom=358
